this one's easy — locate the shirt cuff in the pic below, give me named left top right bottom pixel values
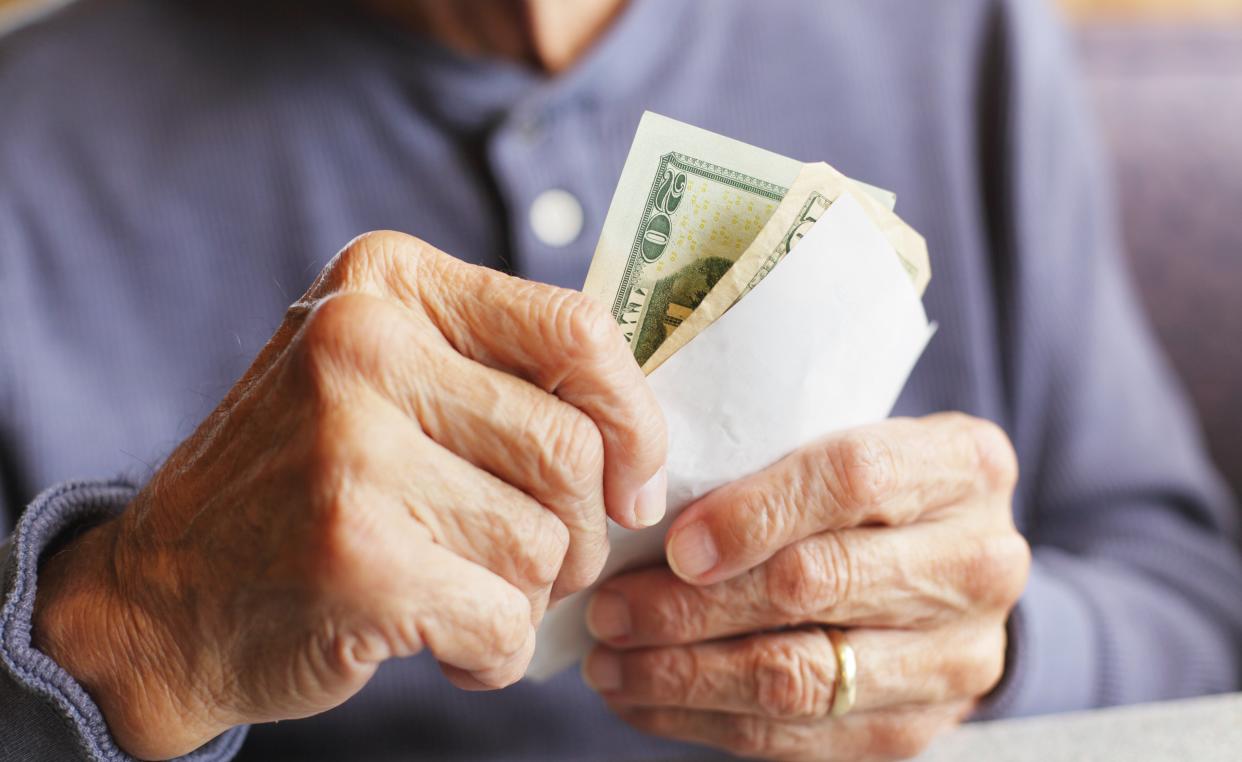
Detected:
left=0, top=480, right=248, bottom=761
left=973, top=554, right=1102, bottom=720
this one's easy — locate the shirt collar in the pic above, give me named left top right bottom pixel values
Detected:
left=346, top=0, right=688, bottom=135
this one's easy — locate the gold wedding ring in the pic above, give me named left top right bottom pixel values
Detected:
left=827, top=629, right=857, bottom=717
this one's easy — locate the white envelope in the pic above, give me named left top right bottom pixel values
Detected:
left=527, top=192, right=935, bottom=680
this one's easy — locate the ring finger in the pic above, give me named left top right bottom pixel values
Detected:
left=583, top=623, right=1004, bottom=719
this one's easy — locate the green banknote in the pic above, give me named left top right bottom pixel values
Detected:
left=583, top=113, right=924, bottom=369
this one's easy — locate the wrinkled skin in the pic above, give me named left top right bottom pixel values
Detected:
left=584, top=414, right=1031, bottom=761
left=32, top=231, right=668, bottom=760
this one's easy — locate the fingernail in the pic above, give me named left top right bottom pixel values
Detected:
left=633, top=467, right=668, bottom=528
left=583, top=649, right=622, bottom=693
left=586, top=590, right=632, bottom=641
left=668, top=521, right=718, bottom=580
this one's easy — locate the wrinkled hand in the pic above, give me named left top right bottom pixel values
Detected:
left=583, top=414, right=1029, bottom=761
left=32, top=232, right=667, bottom=759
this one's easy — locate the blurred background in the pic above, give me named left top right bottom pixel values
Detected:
left=2, top=0, right=1239, bottom=501
left=1065, top=0, right=1242, bottom=503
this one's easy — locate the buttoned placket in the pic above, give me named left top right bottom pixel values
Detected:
left=476, top=0, right=681, bottom=291
left=488, top=102, right=607, bottom=290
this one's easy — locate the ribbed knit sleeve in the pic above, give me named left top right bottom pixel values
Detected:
left=0, top=482, right=249, bottom=761
left=976, top=0, right=1242, bottom=717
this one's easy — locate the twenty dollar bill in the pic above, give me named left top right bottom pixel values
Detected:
left=584, top=113, right=928, bottom=370
left=643, top=161, right=930, bottom=372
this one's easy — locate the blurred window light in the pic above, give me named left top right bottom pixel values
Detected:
left=0, top=0, right=74, bottom=36
left=1062, top=0, right=1242, bottom=19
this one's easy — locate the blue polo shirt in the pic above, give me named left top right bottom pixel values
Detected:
left=1, top=1, right=1239, bottom=760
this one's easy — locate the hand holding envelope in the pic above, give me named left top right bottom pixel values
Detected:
left=530, top=114, right=937, bottom=679
left=530, top=189, right=935, bottom=678
left=523, top=114, right=1028, bottom=762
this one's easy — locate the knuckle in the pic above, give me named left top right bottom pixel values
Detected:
left=540, top=408, right=606, bottom=499
left=997, top=532, right=1032, bottom=605
left=481, top=590, right=533, bottom=662
left=384, top=617, right=428, bottom=662
left=548, top=290, right=620, bottom=360
left=766, top=537, right=851, bottom=622
left=468, top=638, right=531, bottom=690
left=647, top=586, right=707, bottom=643
left=726, top=715, right=781, bottom=758
left=521, top=407, right=605, bottom=593
left=306, top=406, right=372, bottom=485
left=470, top=667, right=517, bottom=691
left=968, top=418, right=1019, bottom=491
left=534, top=518, right=571, bottom=590
left=640, top=648, right=701, bottom=704
left=532, top=287, right=667, bottom=478
left=961, top=532, right=1030, bottom=610
left=300, top=293, right=367, bottom=357
left=722, top=485, right=790, bottom=560
left=952, top=626, right=1008, bottom=697
left=941, top=632, right=1003, bottom=699
left=870, top=717, right=937, bottom=761
left=478, top=498, right=570, bottom=595
left=331, top=230, right=424, bottom=293
left=518, top=514, right=571, bottom=590
left=752, top=634, right=835, bottom=719
left=825, top=432, right=899, bottom=515
left=554, top=536, right=607, bottom=597
left=979, top=627, right=1009, bottom=694
left=336, top=232, right=386, bottom=279
left=295, top=293, right=403, bottom=399
left=308, top=482, right=375, bottom=595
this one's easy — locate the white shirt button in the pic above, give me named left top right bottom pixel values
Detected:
left=529, top=189, right=584, bottom=248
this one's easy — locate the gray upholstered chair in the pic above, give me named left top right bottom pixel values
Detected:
left=1078, top=22, right=1242, bottom=502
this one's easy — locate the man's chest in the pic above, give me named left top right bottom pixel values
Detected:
left=4, top=81, right=1001, bottom=506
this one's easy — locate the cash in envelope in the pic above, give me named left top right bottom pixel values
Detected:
left=528, top=112, right=935, bottom=680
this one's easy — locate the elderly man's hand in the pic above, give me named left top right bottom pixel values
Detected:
left=32, top=232, right=667, bottom=760
left=583, top=414, right=1029, bottom=761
